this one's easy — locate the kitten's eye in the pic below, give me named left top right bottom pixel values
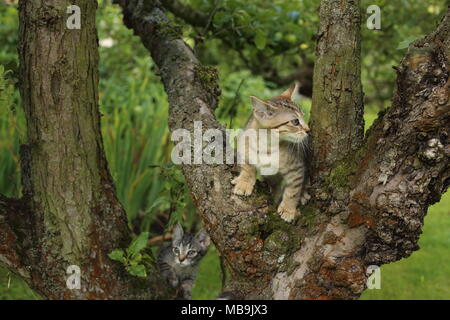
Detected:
left=173, top=247, right=180, bottom=254
left=291, top=119, right=300, bottom=126
left=188, top=250, right=197, bottom=257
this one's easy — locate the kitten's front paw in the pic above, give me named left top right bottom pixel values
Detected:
left=231, top=176, right=255, bottom=196
left=300, top=191, right=311, bottom=205
left=181, top=281, right=193, bottom=300
left=277, top=202, right=299, bottom=223
left=169, top=278, right=179, bottom=288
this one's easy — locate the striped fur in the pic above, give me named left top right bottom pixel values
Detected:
left=232, top=83, right=311, bottom=222
left=157, top=224, right=210, bottom=299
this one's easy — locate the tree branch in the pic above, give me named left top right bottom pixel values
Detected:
left=264, top=61, right=314, bottom=97
left=353, top=10, right=450, bottom=265
left=160, top=0, right=208, bottom=27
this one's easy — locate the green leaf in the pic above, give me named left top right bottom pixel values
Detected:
left=396, top=36, right=420, bottom=50
left=130, top=252, right=143, bottom=264
left=141, top=252, right=157, bottom=270
left=168, top=204, right=184, bottom=227
left=127, top=232, right=149, bottom=256
left=234, top=10, right=251, bottom=26
left=128, top=264, right=147, bottom=278
left=254, top=30, right=267, bottom=50
left=108, top=249, right=126, bottom=263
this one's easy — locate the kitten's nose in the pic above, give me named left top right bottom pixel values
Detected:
left=179, top=255, right=187, bottom=262
left=303, top=125, right=310, bottom=132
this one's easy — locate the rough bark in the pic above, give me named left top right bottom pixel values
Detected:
left=0, top=0, right=171, bottom=299
left=118, top=0, right=449, bottom=300
left=310, top=0, right=364, bottom=182
left=0, top=194, right=31, bottom=280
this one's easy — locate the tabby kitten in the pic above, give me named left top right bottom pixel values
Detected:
left=157, top=224, right=210, bottom=299
left=231, top=82, right=311, bottom=222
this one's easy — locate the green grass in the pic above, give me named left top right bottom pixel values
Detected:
left=0, top=269, right=40, bottom=300
left=192, top=246, right=223, bottom=300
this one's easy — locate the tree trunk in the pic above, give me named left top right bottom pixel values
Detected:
left=1, top=0, right=170, bottom=299
left=117, top=0, right=449, bottom=300
left=310, top=0, right=364, bottom=182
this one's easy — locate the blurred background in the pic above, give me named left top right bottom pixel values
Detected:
left=0, top=0, right=448, bottom=299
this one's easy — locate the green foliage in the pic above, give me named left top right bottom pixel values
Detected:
left=180, top=0, right=448, bottom=111
left=203, top=0, right=317, bottom=56
left=361, top=0, right=446, bottom=109
left=96, top=3, right=176, bottom=229
left=192, top=246, right=223, bottom=300
left=396, top=36, right=422, bottom=50
left=0, top=3, right=19, bottom=77
left=0, top=66, right=13, bottom=107
left=150, top=164, right=196, bottom=229
left=0, top=267, right=41, bottom=300
left=108, top=232, right=155, bottom=278
left=99, top=63, right=171, bottom=226
left=127, top=231, right=150, bottom=256
left=254, top=30, right=267, bottom=50
left=0, top=65, right=24, bottom=197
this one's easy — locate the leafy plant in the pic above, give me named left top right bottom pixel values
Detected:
left=108, top=232, right=154, bottom=277
left=0, top=2, right=19, bottom=76
left=0, top=66, right=13, bottom=108
left=0, top=65, right=24, bottom=198
left=142, top=164, right=197, bottom=232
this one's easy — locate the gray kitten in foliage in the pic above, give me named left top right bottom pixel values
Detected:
left=232, top=82, right=311, bottom=223
left=157, top=224, right=210, bottom=299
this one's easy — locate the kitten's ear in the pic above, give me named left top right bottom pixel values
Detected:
left=195, top=229, right=211, bottom=250
left=172, top=223, right=184, bottom=246
left=278, top=81, right=300, bottom=100
left=251, top=96, right=275, bottom=120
